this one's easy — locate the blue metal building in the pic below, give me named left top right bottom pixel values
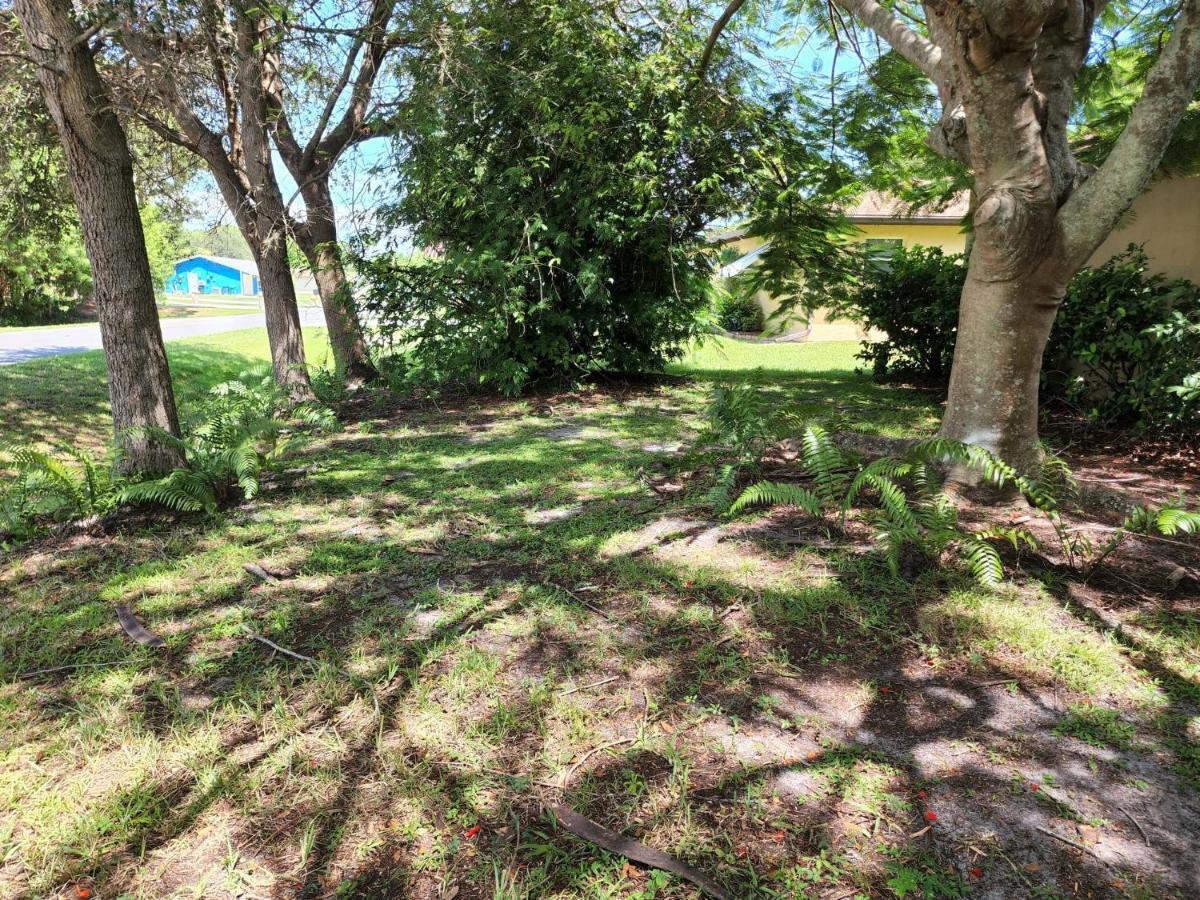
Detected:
left=165, top=256, right=260, bottom=296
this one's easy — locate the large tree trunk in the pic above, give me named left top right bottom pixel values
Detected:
left=930, top=0, right=1072, bottom=472
left=938, top=262, right=1066, bottom=470
left=296, top=178, right=378, bottom=387
left=14, top=0, right=184, bottom=474
left=236, top=14, right=317, bottom=405
left=293, top=183, right=376, bottom=387
left=827, top=0, right=1200, bottom=473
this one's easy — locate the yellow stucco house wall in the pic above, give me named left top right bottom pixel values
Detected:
left=720, top=178, right=1200, bottom=342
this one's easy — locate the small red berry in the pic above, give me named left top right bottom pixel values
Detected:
left=925, top=810, right=938, bottom=822
left=970, top=866, right=983, bottom=878
left=880, top=685, right=891, bottom=694
left=465, top=825, right=481, bottom=839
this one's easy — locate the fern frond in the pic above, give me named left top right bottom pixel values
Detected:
left=118, top=470, right=218, bottom=515
left=865, top=473, right=918, bottom=533
left=730, top=481, right=825, bottom=517
left=962, top=537, right=1004, bottom=586
left=799, top=425, right=847, bottom=507
left=844, top=457, right=912, bottom=509
left=1150, top=506, right=1200, bottom=536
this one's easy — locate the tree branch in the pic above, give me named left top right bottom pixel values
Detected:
left=697, top=0, right=747, bottom=81
left=310, top=0, right=399, bottom=163
left=1057, top=0, right=1200, bottom=267
left=830, top=0, right=943, bottom=81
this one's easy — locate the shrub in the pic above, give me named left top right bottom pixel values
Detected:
left=119, top=371, right=335, bottom=515
left=1043, top=246, right=1200, bottom=426
left=713, top=286, right=763, bottom=333
left=356, top=0, right=805, bottom=394
left=839, top=243, right=1200, bottom=427
left=830, top=245, right=964, bottom=379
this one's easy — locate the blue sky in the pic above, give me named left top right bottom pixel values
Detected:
left=185, top=4, right=861, bottom=244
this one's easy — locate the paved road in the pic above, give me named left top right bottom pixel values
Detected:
left=0, top=307, right=327, bottom=366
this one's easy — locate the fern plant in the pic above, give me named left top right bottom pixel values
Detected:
left=0, top=444, right=115, bottom=542
left=701, top=382, right=804, bottom=510
left=733, top=434, right=1046, bottom=585
left=118, top=370, right=333, bottom=516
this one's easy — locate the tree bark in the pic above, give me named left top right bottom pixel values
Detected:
left=114, top=15, right=316, bottom=405
left=820, top=0, right=1200, bottom=471
left=14, top=0, right=184, bottom=474
left=254, top=234, right=314, bottom=399
left=295, top=178, right=377, bottom=387
left=939, top=262, right=1066, bottom=470
left=236, top=13, right=317, bottom=404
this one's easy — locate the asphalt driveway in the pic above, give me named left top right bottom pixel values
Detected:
left=0, top=308, right=327, bottom=365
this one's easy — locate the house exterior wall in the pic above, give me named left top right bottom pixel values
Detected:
left=726, top=176, right=1199, bottom=342
left=1087, top=177, right=1200, bottom=282
left=165, top=258, right=260, bottom=296
left=726, top=224, right=965, bottom=340
left=854, top=222, right=966, bottom=254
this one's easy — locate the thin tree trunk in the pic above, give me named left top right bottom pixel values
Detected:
left=255, top=235, right=316, bottom=402
left=14, top=0, right=184, bottom=474
left=296, top=178, right=377, bottom=387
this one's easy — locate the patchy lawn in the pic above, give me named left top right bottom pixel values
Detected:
left=1, top=335, right=1198, bottom=899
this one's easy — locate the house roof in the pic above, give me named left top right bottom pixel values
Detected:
left=708, top=190, right=971, bottom=244
left=176, top=255, right=259, bottom=277
left=843, top=191, right=970, bottom=224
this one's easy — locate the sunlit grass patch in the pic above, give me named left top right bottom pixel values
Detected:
left=918, top=583, right=1164, bottom=706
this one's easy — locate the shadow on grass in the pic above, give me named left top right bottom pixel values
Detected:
left=1, top=373, right=1194, bottom=898
left=0, top=344, right=277, bottom=453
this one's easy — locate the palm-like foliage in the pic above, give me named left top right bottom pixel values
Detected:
left=732, top=434, right=1049, bottom=584
left=732, top=428, right=1198, bottom=584
left=118, top=371, right=333, bottom=516
left=0, top=444, right=114, bottom=541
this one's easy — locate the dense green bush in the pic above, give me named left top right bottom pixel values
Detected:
left=0, top=65, right=92, bottom=325
left=1043, top=247, right=1200, bottom=426
left=356, top=0, right=805, bottom=394
left=830, top=245, right=964, bottom=379
left=713, top=284, right=763, bottom=333
left=841, top=243, right=1200, bottom=427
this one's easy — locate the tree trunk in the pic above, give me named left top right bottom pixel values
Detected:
left=235, top=14, right=317, bottom=405
left=255, top=235, right=317, bottom=403
left=938, top=261, right=1065, bottom=471
left=14, top=0, right=184, bottom=474
left=297, top=178, right=378, bottom=388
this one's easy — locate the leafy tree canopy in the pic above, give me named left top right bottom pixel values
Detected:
left=357, top=0, right=838, bottom=392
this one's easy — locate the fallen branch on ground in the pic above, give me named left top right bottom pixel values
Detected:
left=560, top=675, right=619, bottom=695
left=1035, top=826, right=1108, bottom=863
left=559, top=737, right=635, bottom=788
left=1119, top=805, right=1152, bottom=847
left=547, top=801, right=732, bottom=900
left=244, top=629, right=320, bottom=665
left=115, top=604, right=165, bottom=648
left=243, top=562, right=281, bottom=584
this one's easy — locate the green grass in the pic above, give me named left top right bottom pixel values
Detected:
left=0, top=327, right=333, bottom=453
left=0, top=332, right=1195, bottom=898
